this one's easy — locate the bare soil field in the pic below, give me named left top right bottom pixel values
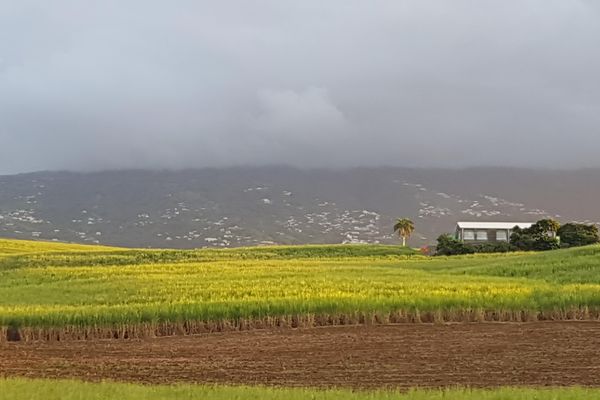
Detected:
left=1, top=322, right=600, bottom=389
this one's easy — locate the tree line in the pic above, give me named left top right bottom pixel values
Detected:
left=436, top=219, right=599, bottom=256
left=393, top=217, right=599, bottom=255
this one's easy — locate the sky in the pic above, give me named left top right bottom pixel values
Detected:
left=1, top=0, right=600, bottom=174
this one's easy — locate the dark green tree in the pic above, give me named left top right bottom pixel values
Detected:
left=510, top=220, right=560, bottom=251
left=530, top=219, right=561, bottom=237
left=557, top=223, right=600, bottom=247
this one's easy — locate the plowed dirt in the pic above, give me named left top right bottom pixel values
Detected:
left=2, top=322, right=600, bottom=389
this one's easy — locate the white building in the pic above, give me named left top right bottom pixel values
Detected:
left=455, top=221, right=535, bottom=243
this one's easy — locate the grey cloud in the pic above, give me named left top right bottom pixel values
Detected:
left=1, top=0, right=600, bottom=174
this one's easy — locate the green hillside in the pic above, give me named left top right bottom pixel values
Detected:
left=1, top=239, right=599, bottom=340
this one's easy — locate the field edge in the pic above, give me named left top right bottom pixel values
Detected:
left=2, top=377, right=600, bottom=400
left=3, top=307, right=600, bottom=342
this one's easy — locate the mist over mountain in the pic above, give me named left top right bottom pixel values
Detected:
left=1, top=167, right=598, bottom=248
left=3, top=2, right=600, bottom=175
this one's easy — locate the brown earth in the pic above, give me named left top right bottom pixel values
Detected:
left=1, top=322, right=600, bottom=389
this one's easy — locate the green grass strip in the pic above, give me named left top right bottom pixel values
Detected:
left=2, top=378, right=600, bottom=400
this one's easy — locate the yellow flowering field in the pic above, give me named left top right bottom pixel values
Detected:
left=1, top=239, right=599, bottom=339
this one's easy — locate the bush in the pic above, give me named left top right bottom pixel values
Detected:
left=435, top=234, right=475, bottom=256
left=510, top=224, right=560, bottom=252
left=435, top=235, right=517, bottom=256
left=530, top=235, right=561, bottom=251
left=558, top=223, right=600, bottom=247
left=472, top=242, right=516, bottom=253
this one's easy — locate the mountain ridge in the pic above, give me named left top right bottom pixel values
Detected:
left=1, top=167, right=598, bottom=248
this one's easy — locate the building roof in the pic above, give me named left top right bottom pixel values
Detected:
left=456, top=222, right=535, bottom=230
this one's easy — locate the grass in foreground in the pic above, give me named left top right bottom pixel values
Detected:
left=1, top=378, right=600, bottom=400
left=1, top=239, right=600, bottom=339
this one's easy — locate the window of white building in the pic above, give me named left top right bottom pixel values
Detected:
left=463, top=230, right=475, bottom=240
left=476, top=231, right=488, bottom=241
left=496, top=230, right=508, bottom=241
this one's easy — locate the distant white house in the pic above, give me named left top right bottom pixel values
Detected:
left=455, top=222, right=535, bottom=243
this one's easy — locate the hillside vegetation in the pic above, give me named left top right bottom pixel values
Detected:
left=2, top=168, right=600, bottom=249
left=1, top=239, right=599, bottom=341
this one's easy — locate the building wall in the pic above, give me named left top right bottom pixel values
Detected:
left=456, top=228, right=511, bottom=243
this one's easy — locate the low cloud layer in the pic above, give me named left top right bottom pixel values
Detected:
left=1, top=1, right=600, bottom=174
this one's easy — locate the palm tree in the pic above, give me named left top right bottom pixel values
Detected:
left=393, top=218, right=415, bottom=247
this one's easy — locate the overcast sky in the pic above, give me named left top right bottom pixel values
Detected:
left=1, top=1, right=599, bottom=174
